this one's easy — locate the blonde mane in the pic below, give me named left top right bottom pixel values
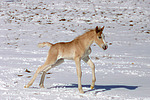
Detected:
left=74, top=29, right=95, bottom=40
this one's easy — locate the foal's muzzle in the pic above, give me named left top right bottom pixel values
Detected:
left=102, top=44, right=108, bottom=50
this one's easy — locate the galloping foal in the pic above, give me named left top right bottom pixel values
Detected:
left=24, top=26, right=108, bottom=93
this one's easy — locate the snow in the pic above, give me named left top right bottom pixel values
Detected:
left=0, top=0, right=150, bottom=99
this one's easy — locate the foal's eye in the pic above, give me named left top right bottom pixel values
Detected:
left=99, top=36, right=102, bottom=39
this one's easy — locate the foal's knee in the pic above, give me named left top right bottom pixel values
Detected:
left=93, top=78, right=96, bottom=82
left=91, top=62, right=95, bottom=68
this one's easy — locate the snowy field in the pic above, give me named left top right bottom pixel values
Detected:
left=0, top=0, right=150, bottom=99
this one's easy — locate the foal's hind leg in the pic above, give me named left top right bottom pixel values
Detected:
left=24, top=52, right=58, bottom=88
left=24, top=64, right=49, bottom=88
left=82, top=56, right=96, bottom=89
left=39, top=59, right=64, bottom=88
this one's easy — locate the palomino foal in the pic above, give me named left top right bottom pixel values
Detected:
left=24, top=26, right=108, bottom=93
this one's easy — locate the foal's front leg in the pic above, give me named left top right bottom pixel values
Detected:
left=74, top=57, right=84, bottom=93
left=82, top=56, right=96, bottom=89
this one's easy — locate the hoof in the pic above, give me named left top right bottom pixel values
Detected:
left=24, top=85, right=29, bottom=88
left=79, top=89, right=84, bottom=94
left=90, top=86, right=94, bottom=89
left=40, top=85, right=45, bottom=88
left=39, top=84, right=45, bottom=88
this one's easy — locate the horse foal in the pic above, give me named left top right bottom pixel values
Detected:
left=24, top=26, right=108, bottom=93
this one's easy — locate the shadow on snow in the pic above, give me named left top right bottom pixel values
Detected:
left=47, top=84, right=139, bottom=93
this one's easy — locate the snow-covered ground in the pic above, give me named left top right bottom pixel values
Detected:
left=0, top=0, right=150, bottom=99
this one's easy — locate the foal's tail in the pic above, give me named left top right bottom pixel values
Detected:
left=38, top=42, right=53, bottom=48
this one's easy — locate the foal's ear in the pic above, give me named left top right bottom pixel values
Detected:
left=95, top=26, right=99, bottom=33
left=101, top=26, right=105, bottom=31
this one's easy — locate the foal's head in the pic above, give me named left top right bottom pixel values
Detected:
left=94, top=26, right=108, bottom=50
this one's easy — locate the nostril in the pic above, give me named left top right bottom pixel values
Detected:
left=106, top=45, right=108, bottom=49
left=103, top=45, right=108, bottom=50
left=104, top=46, right=107, bottom=50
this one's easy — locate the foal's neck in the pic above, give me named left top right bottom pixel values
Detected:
left=76, top=30, right=95, bottom=49
left=85, top=30, right=95, bottom=47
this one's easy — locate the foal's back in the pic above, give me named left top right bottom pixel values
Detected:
left=50, top=41, right=76, bottom=60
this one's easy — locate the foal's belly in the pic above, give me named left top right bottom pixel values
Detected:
left=57, top=51, right=74, bottom=60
